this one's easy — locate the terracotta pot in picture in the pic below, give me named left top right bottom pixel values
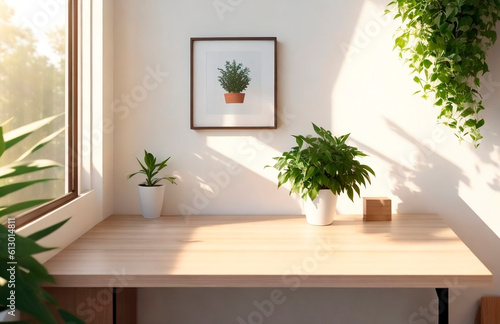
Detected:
left=224, top=92, right=245, bottom=104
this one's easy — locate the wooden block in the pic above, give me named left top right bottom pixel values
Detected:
left=475, top=296, right=500, bottom=324
left=363, top=197, right=391, bottom=221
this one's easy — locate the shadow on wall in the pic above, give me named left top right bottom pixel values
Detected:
left=173, top=144, right=306, bottom=217
left=383, top=119, right=470, bottom=213
left=385, top=119, right=500, bottom=322
left=354, top=118, right=500, bottom=322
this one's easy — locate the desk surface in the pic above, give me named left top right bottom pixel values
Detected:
left=44, top=214, right=492, bottom=288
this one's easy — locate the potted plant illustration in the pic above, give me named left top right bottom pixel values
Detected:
left=128, top=150, right=177, bottom=219
left=269, top=124, right=375, bottom=225
left=217, top=59, right=251, bottom=104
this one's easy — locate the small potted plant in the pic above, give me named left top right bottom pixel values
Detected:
left=128, top=150, right=177, bottom=219
left=217, top=59, right=251, bottom=104
left=269, top=124, right=375, bottom=225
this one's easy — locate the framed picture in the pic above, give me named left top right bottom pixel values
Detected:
left=190, top=37, right=277, bottom=129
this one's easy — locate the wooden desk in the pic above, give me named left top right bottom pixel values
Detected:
left=44, top=214, right=492, bottom=323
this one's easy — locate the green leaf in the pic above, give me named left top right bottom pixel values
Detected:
left=16, top=255, right=55, bottom=283
left=461, top=107, right=475, bottom=117
left=312, top=123, right=323, bottom=136
left=16, top=127, right=65, bottom=161
left=363, top=165, right=376, bottom=177
left=13, top=271, right=58, bottom=323
left=293, top=135, right=304, bottom=148
left=465, top=119, right=477, bottom=127
left=347, top=187, right=354, bottom=202
left=0, top=159, right=62, bottom=180
left=27, top=218, right=71, bottom=241
left=433, top=12, right=443, bottom=27
left=487, top=30, right=497, bottom=43
left=0, top=226, right=54, bottom=258
left=445, top=5, right=457, bottom=19
left=306, top=166, right=318, bottom=179
left=415, top=42, right=425, bottom=55
left=0, top=199, right=52, bottom=217
left=3, top=114, right=62, bottom=152
left=38, top=287, right=58, bottom=305
left=58, top=309, right=85, bottom=324
left=0, top=126, right=5, bottom=158
left=395, top=36, right=408, bottom=49
left=0, top=178, right=58, bottom=198
left=161, top=176, right=177, bottom=184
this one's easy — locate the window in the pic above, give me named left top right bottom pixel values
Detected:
left=0, top=0, right=78, bottom=226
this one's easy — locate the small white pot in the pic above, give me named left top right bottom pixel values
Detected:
left=138, top=184, right=165, bottom=219
left=304, top=190, right=338, bottom=226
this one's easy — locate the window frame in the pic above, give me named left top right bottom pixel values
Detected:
left=15, top=0, right=79, bottom=228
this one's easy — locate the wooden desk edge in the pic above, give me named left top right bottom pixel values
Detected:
left=46, top=274, right=493, bottom=288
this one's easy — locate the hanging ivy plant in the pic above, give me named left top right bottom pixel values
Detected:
left=387, top=0, right=500, bottom=147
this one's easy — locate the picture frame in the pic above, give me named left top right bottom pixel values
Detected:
left=190, top=37, right=277, bottom=129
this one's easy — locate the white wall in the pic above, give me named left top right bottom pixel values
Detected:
left=113, top=1, right=500, bottom=323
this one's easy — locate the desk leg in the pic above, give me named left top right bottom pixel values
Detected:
left=435, top=288, right=449, bottom=324
left=113, top=288, right=117, bottom=324
left=114, top=287, right=137, bottom=324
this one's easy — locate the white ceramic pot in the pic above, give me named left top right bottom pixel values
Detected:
left=304, top=190, right=338, bottom=226
left=138, top=184, right=165, bottom=219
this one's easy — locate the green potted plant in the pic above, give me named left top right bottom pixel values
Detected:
left=217, top=59, right=252, bottom=104
left=269, top=124, right=375, bottom=225
left=387, top=0, right=500, bottom=147
left=128, top=150, right=177, bottom=219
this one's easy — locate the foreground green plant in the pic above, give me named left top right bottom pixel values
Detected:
left=0, top=116, right=82, bottom=323
left=217, top=60, right=252, bottom=93
left=269, top=124, right=375, bottom=201
left=128, top=150, right=177, bottom=186
left=387, top=0, right=500, bottom=146
left=0, top=219, right=83, bottom=323
left=0, top=115, right=64, bottom=222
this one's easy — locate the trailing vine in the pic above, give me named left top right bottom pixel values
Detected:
left=387, top=0, right=500, bottom=147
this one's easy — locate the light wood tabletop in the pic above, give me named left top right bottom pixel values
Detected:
left=43, top=214, right=492, bottom=288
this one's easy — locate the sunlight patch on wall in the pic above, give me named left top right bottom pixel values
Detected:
left=206, top=136, right=291, bottom=190
left=458, top=145, right=500, bottom=239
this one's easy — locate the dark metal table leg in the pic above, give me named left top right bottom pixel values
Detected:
left=113, top=287, right=117, bottom=324
left=435, top=288, right=449, bottom=324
